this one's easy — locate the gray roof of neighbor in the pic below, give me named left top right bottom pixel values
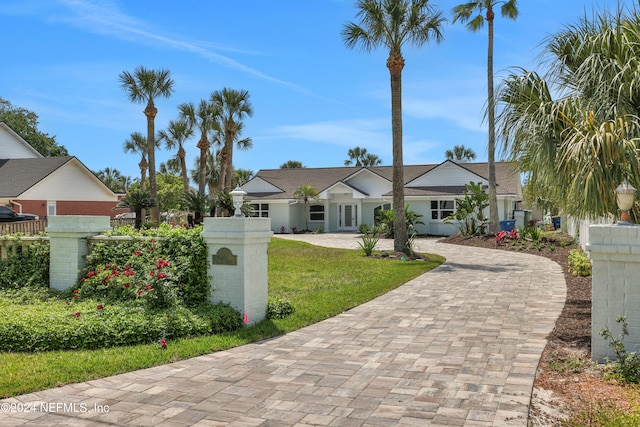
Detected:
left=0, top=157, right=74, bottom=197
left=246, top=161, right=520, bottom=200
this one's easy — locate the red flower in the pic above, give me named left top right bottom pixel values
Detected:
left=134, top=251, right=142, bottom=256
left=74, top=295, right=79, bottom=299
left=65, top=301, right=70, bottom=305
left=97, top=305, right=103, bottom=310
left=123, top=283, right=130, bottom=288
left=157, top=273, right=167, bottom=279
left=73, top=311, right=81, bottom=318
left=137, top=290, right=144, bottom=295
left=159, top=339, right=167, bottom=348
left=73, top=289, right=79, bottom=294
left=149, top=271, right=155, bottom=277
left=145, top=285, right=152, bottom=290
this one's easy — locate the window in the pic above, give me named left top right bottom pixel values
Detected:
left=431, top=200, right=454, bottom=220
left=250, top=203, right=269, bottom=218
left=309, top=204, right=325, bottom=221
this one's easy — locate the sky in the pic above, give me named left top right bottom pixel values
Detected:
left=0, top=0, right=632, bottom=181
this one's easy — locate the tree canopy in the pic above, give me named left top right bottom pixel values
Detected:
left=0, top=97, right=68, bottom=157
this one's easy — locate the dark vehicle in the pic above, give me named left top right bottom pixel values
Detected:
left=0, top=206, right=39, bottom=222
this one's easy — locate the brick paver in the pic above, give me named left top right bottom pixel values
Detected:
left=0, top=235, right=565, bottom=426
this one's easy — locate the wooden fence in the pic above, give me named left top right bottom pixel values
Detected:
left=0, top=218, right=137, bottom=235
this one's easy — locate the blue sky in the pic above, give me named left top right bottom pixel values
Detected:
left=0, top=0, right=629, bottom=180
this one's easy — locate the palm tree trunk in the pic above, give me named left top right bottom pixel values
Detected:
left=487, top=8, right=500, bottom=234
left=179, top=147, right=189, bottom=194
left=139, top=160, right=147, bottom=221
left=388, top=50, right=408, bottom=253
left=145, top=102, right=160, bottom=224
left=223, top=125, right=234, bottom=192
left=197, top=135, right=209, bottom=197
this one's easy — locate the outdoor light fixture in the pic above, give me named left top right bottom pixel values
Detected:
left=615, top=179, right=636, bottom=224
left=230, top=186, right=247, bottom=218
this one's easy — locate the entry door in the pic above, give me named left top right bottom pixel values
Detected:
left=339, top=204, right=358, bottom=230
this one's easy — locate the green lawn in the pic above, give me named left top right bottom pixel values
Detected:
left=0, top=238, right=444, bottom=398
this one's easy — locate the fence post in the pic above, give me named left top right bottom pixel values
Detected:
left=586, top=224, right=640, bottom=362
left=46, top=216, right=111, bottom=291
left=201, top=217, right=272, bottom=326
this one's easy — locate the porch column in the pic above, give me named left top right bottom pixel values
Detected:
left=202, top=217, right=272, bottom=326
left=46, top=216, right=111, bottom=291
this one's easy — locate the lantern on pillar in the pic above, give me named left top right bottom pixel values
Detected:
left=230, top=186, right=247, bottom=218
left=615, top=179, right=636, bottom=224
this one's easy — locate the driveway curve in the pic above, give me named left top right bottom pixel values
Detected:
left=0, top=234, right=565, bottom=426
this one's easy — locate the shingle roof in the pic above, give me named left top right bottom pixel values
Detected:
left=0, top=157, right=73, bottom=197
left=246, top=161, right=520, bottom=200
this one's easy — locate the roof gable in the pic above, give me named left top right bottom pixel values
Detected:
left=0, top=122, right=43, bottom=159
left=406, top=160, right=488, bottom=188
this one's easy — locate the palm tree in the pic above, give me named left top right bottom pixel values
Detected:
left=123, top=132, right=151, bottom=192
left=158, top=119, right=194, bottom=193
left=343, top=0, right=445, bottom=253
left=293, top=184, right=319, bottom=232
left=444, top=144, right=477, bottom=161
left=95, top=167, right=124, bottom=192
left=116, top=189, right=156, bottom=229
left=183, top=189, right=208, bottom=225
left=211, top=88, right=254, bottom=192
left=452, top=0, right=518, bottom=234
left=119, top=66, right=175, bottom=224
left=190, top=152, right=221, bottom=215
left=361, top=153, right=383, bottom=166
left=497, top=5, right=640, bottom=219
left=178, top=100, right=218, bottom=197
left=280, top=160, right=306, bottom=169
left=233, top=168, right=254, bottom=187
left=344, top=146, right=368, bottom=166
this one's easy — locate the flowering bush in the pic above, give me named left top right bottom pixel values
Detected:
left=76, top=224, right=209, bottom=308
left=495, top=229, right=518, bottom=244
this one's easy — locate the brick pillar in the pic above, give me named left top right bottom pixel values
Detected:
left=202, top=217, right=272, bottom=326
left=46, top=216, right=111, bottom=291
left=586, top=224, right=640, bottom=362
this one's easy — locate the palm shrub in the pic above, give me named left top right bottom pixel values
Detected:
left=376, top=205, right=424, bottom=238
left=358, top=229, right=380, bottom=256
left=444, top=181, right=489, bottom=235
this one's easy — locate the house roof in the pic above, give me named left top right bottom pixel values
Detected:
left=0, top=156, right=75, bottom=197
left=244, top=161, right=520, bottom=200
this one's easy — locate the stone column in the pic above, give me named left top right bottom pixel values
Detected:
left=46, top=216, right=111, bottom=291
left=202, top=217, right=272, bottom=326
left=586, top=224, right=640, bottom=362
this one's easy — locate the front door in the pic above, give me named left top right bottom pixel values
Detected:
left=339, top=204, right=358, bottom=230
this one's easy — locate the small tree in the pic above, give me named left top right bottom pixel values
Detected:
left=183, top=190, right=208, bottom=225
left=444, top=181, right=489, bottom=235
left=293, top=184, right=319, bottom=231
left=116, top=189, right=155, bottom=229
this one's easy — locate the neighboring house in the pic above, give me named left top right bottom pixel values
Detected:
left=0, top=122, right=124, bottom=218
left=241, top=160, right=522, bottom=236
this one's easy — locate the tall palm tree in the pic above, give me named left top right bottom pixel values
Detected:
left=343, top=0, right=445, bottom=253
left=344, top=146, right=368, bottom=166
left=95, top=167, right=124, bottom=193
left=233, top=168, right=254, bottom=187
left=158, top=119, right=194, bottom=193
left=293, top=184, right=319, bottom=231
left=211, top=88, right=254, bottom=192
left=178, top=100, right=218, bottom=197
left=497, top=5, right=640, bottom=219
left=280, top=160, right=306, bottom=169
left=361, top=153, right=383, bottom=166
left=452, top=0, right=518, bottom=234
left=190, top=151, right=221, bottom=206
left=123, top=132, right=150, bottom=192
left=445, top=144, right=477, bottom=161
left=119, top=66, right=175, bottom=224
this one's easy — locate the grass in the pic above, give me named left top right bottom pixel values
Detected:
left=0, top=238, right=444, bottom=398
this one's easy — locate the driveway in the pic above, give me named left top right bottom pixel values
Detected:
left=0, top=234, right=565, bottom=426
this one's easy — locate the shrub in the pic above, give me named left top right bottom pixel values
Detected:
left=267, top=297, right=295, bottom=319
left=0, top=236, right=49, bottom=289
left=79, top=224, right=209, bottom=307
left=600, top=316, right=640, bottom=384
left=568, top=249, right=592, bottom=277
left=358, top=230, right=379, bottom=256
left=529, top=226, right=542, bottom=242
left=0, top=296, right=241, bottom=352
left=376, top=205, right=424, bottom=238
left=444, top=181, right=489, bottom=235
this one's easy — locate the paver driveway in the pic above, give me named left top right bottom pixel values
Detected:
left=0, top=234, right=565, bottom=426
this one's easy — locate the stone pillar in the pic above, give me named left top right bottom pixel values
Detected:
left=586, top=224, right=640, bottom=362
left=202, top=217, right=272, bottom=326
left=46, top=216, right=111, bottom=291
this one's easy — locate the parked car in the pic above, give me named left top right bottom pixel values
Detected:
left=0, top=206, right=39, bottom=222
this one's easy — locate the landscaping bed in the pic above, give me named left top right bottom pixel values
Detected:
left=441, top=232, right=640, bottom=425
